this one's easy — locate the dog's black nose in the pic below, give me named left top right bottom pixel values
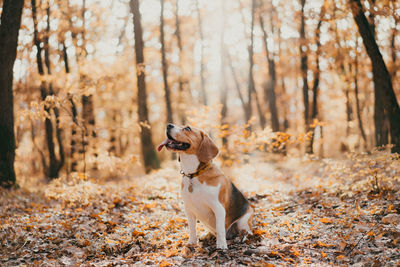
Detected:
left=167, top=123, right=174, bottom=130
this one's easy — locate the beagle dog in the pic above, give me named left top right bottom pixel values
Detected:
left=158, top=123, right=253, bottom=249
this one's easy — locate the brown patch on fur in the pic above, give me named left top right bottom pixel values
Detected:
left=197, top=164, right=250, bottom=230
left=197, top=165, right=224, bottom=186
left=170, top=126, right=218, bottom=163
left=218, top=178, right=231, bottom=210
left=170, top=126, right=204, bottom=156
left=197, top=132, right=219, bottom=163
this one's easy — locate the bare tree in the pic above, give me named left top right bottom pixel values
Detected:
left=227, top=52, right=249, bottom=122
left=308, top=2, right=325, bottom=153
left=129, top=0, right=160, bottom=172
left=174, top=0, right=187, bottom=124
left=278, top=23, right=289, bottom=132
left=390, top=1, right=398, bottom=80
left=365, top=0, right=389, bottom=147
left=353, top=39, right=368, bottom=148
left=299, top=0, right=310, bottom=135
left=0, top=0, right=24, bottom=188
left=160, top=0, right=173, bottom=123
left=248, top=0, right=266, bottom=129
left=333, top=4, right=353, bottom=138
left=79, top=0, right=97, bottom=170
left=59, top=21, right=80, bottom=172
left=299, top=0, right=325, bottom=154
left=220, top=0, right=228, bottom=147
left=259, top=1, right=279, bottom=132
left=350, top=0, right=400, bottom=153
left=195, top=0, right=207, bottom=106
left=32, top=0, right=65, bottom=179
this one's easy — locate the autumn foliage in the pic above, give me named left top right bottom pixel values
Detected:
left=0, top=0, right=400, bottom=265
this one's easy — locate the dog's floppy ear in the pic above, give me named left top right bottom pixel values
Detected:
left=197, top=131, right=219, bottom=163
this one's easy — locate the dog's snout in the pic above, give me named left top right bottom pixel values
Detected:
left=167, top=123, right=174, bottom=130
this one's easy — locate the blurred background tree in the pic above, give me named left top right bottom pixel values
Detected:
left=0, top=0, right=24, bottom=188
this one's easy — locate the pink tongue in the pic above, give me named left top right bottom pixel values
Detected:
left=157, top=139, right=169, bottom=151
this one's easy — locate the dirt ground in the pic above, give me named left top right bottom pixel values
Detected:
left=1, top=152, right=400, bottom=266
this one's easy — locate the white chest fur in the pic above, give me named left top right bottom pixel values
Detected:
left=180, top=154, right=222, bottom=233
left=181, top=176, right=221, bottom=233
left=179, top=154, right=200, bottom=174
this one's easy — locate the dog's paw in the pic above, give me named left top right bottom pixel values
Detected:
left=200, top=232, right=215, bottom=242
left=216, top=243, right=228, bottom=250
left=187, top=240, right=197, bottom=246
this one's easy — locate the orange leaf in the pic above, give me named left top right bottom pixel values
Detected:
left=166, top=248, right=179, bottom=258
left=132, top=230, right=145, bottom=237
left=320, top=218, right=333, bottom=224
left=291, top=249, right=300, bottom=257
left=313, top=240, right=334, bottom=248
left=158, top=260, right=171, bottom=267
left=253, top=229, right=267, bottom=236
left=336, top=255, right=347, bottom=260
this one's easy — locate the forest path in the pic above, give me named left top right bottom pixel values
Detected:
left=1, top=153, right=399, bottom=266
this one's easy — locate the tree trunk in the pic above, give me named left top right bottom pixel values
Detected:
left=390, top=16, right=398, bottom=79
left=259, top=6, right=279, bottom=132
left=308, top=4, right=324, bottom=154
left=61, top=41, right=70, bottom=73
left=0, top=0, right=24, bottom=188
left=333, top=4, right=354, bottom=139
left=353, top=43, right=368, bottom=148
left=195, top=0, right=207, bottom=106
left=277, top=24, right=289, bottom=132
left=300, top=0, right=310, bottom=134
left=345, top=88, right=353, bottom=135
left=366, top=0, right=389, bottom=148
left=79, top=0, right=97, bottom=170
left=109, top=110, right=117, bottom=155
left=69, top=95, right=79, bottom=171
left=32, top=0, right=64, bottom=179
left=220, top=0, right=228, bottom=147
left=160, top=0, right=173, bottom=124
left=367, top=0, right=376, bottom=36
left=30, top=119, right=47, bottom=173
left=281, top=79, right=289, bottom=131
left=175, top=0, right=187, bottom=124
left=390, top=1, right=398, bottom=81
left=44, top=4, right=65, bottom=177
left=61, top=33, right=80, bottom=172
left=130, top=0, right=160, bottom=172
left=350, top=0, right=400, bottom=153
left=248, top=0, right=265, bottom=129
left=81, top=94, right=96, bottom=137
left=227, top=52, right=250, bottom=122
left=78, top=0, right=88, bottom=57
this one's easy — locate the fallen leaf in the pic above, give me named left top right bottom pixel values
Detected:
left=320, top=218, right=333, bottom=224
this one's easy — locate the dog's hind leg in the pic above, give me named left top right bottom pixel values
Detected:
left=226, top=222, right=238, bottom=240
left=236, top=206, right=254, bottom=234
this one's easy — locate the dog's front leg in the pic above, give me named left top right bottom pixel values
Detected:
left=185, top=207, right=197, bottom=245
left=214, top=204, right=228, bottom=249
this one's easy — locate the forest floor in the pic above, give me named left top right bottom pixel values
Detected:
left=1, top=151, right=400, bottom=266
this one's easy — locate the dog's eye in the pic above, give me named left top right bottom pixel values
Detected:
left=184, top=126, right=191, bottom=131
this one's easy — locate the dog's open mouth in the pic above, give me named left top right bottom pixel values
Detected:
left=157, top=132, right=190, bottom=151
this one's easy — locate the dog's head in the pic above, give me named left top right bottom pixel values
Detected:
left=158, top=123, right=219, bottom=163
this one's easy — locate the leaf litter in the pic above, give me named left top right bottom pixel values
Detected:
left=1, top=151, right=399, bottom=266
